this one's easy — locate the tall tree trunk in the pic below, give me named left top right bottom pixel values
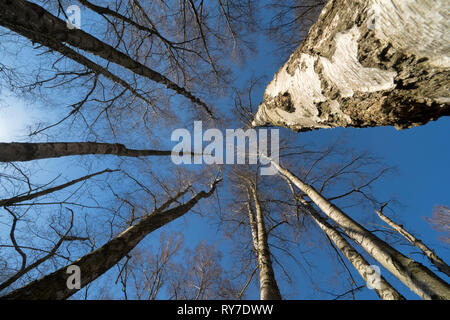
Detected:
left=252, top=0, right=449, bottom=131
left=374, top=208, right=450, bottom=277
left=270, top=160, right=450, bottom=300
left=0, top=142, right=173, bottom=162
left=0, top=180, right=220, bottom=300
left=0, top=0, right=214, bottom=118
left=246, top=189, right=259, bottom=252
left=247, top=183, right=282, bottom=300
left=297, top=195, right=405, bottom=300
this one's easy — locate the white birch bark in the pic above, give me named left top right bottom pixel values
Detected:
left=298, top=195, right=405, bottom=300
left=252, top=0, right=449, bottom=131
left=0, top=142, right=173, bottom=162
left=0, top=0, right=214, bottom=117
left=375, top=209, right=450, bottom=277
left=246, top=189, right=259, bottom=253
left=270, top=160, right=450, bottom=300
left=247, top=183, right=282, bottom=300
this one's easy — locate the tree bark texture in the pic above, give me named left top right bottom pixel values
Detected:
left=252, top=0, right=449, bottom=131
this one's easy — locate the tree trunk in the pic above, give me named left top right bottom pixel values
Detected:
left=0, top=180, right=220, bottom=300
left=0, top=142, right=173, bottom=162
left=298, top=195, right=404, bottom=300
left=247, top=183, right=282, bottom=300
left=0, top=0, right=214, bottom=118
left=375, top=208, right=450, bottom=277
left=245, top=191, right=259, bottom=253
left=271, top=160, right=450, bottom=300
left=252, top=0, right=449, bottom=131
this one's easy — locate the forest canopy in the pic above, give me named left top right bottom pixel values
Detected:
left=0, top=0, right=448, bottom=301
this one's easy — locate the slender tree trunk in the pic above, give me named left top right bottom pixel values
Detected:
left=252, top=0, right=449, bottom=131
left=0, top=169, right=116, bottom=207
left=0, top=0, right=214, bottom=118
left=0, top=180, right=220, bottom=300
left=270, top=160, right=450, bottom=300
left=0, top=142, right=173, bottom=162
left=297, top=195, right=404, bottom=300
left=247, top=183, right=282, bottom=300
left=375, top=208, right=450, bottom=277
left=246, top=189, right=259, bottom=252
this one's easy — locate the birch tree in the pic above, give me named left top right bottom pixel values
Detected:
left=0, top=142, right=176, bottom=162
left=167, top=241, right=237, bottom=300
left=426, top=205, right=450, bottom=245
left=269, top=158, right=450, bottom=300
left=373, top=205, right=450, bottom=277
left=252, top=0, right=450, bottom=131
left=0, top=179, right=220, bottom=299
left=245, top=178, right=282, bottom=300
left=294, top=192, right=404, bottom=300
left=0, top=0, right=447, bottom=301
left=226, top=170, right=282, bottom=300
left=0, top=0, right=212, bottom=117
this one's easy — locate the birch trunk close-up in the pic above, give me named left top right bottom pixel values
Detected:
left=252, top=0, right=450, bottom=131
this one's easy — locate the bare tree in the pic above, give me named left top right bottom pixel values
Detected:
left=168, top=241, right=237, bottom=300
left=269, top=158, right=450, bottom=300
left=118, top=232, right=184, bottom=300
left=426, top=205, right=450, bottom=245
left=0, top=142, right=177, bottom=162
left=0, top=179, right=220, bottom=299
left=265, top=0, right=325, bottom=60
left=229, top=170, right=282, bottom=300
left=0, top=0, right=214, bottom=117
left=293, top=192, right=404, bottom=300
left=373, top=205, right=450, bottom=277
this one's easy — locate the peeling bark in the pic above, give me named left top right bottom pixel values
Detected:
left=271, top=160, right=450, bottom=300
left=298, top=195, right=405, bottom=300
left=252, top=0, right=450, bottom=131
left=0, top=180, right=220, bottom=300
left=375, top=208, right=450, bottom=277
left=0, top=142, right=173, bottom=162
left=0, top=0, right=214, bottom=118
